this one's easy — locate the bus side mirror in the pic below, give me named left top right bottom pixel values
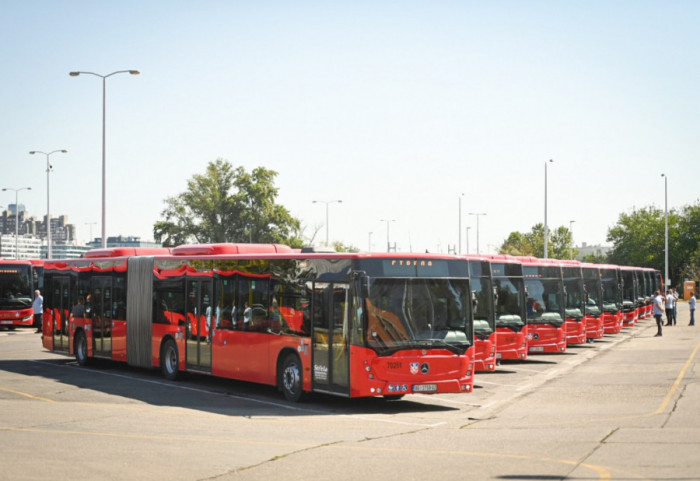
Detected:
left=359, top=275, right=370, bottom=298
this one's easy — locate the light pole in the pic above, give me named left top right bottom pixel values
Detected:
left=85, top=222, right=97, bottom=245
left=466, top=226, right=471, bottom=254
left=70, top=69, right=140, bottom=248
left=458, top=193, right=464, bottom=254
left=544, top=159, right=554, bottom=258
left=569, top=220, right=576, bottom=260
left=29, top=149, right=67, bottom=258
left=380, top=219, right=395, bottom=252
left=468, top=213, right=486, bottom=254
left=662, top=173, right=669, bottom=287
left=312, top=199, right=342, bottom=246
left=368, top=232, right=373, bottom=252
left=2, top=187, right=32, bottom=259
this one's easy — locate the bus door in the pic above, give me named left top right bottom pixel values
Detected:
left=91, top=277, right=113, bottom=358
left=52, top=277, right=71, bottom=352
left=311, top=282, right=350, bottom=396
left=185, top=278, right=213, bottom=373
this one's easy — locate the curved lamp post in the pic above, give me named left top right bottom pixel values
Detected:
left=2, top=187, right=32, bottom=259
left=312, top=199, right=342, bottom=246
left=70, top=69, right=139, bottom=248
left=468, top=212, right=486, bottom=255
left=29, top=149, right=67, bottom=258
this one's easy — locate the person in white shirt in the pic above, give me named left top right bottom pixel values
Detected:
left=665, top=290, right=675, bottom=326
left=653, top=290, right=665, bottom=337
left=33, top=290, right=43, bottom=333
left=689, top=292, right=696, bottom=326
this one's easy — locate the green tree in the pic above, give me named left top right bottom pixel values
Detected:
left=606, top=201, right=700, bottom=287
left=153, top=159, right=303, bottom=247
left=499, top=223, right=575, bottom=259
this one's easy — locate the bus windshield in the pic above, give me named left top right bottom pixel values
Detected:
left=524, top=279, right=564, bottom=326
left=493, top=277, right=525, bottom=330
left=564, top=279, right=584, bottom=320
left=471, top=278, right=495, bottom=339
left=0, top=265, right=33, bottom=309
left=365, top=278, right=471, bottom=355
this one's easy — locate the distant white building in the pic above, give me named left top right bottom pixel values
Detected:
left=0, top=234, right=42, bottom=260
left=576, top=242, right=611, bottom=260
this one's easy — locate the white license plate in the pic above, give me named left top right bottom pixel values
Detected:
left=530, top=346, right=544, bottom=352
left=412, top=384, right=438, bottom=393
left=496, top=353, right=502, bottom=358
left=0, top=320, right=12, bottom=325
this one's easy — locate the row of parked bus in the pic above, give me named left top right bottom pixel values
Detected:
left=0, top=245, right=661, bottom=402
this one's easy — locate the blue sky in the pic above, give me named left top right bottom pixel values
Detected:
left=1, top=1, right=698, bottom=253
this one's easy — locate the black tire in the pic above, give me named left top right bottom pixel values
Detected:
left=74, top=330, right=89, bottom=366
left=279, top=353, right=304, bottom=402
left=382, top=394, right=405, bottom=401
left=161, top=339, right=179, bottom=381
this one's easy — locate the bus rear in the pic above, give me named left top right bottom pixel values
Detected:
left=488, top=255, right=528, bottom=361
left=0, top=260, right=40, bottom=329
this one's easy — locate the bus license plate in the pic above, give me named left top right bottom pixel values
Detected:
left=413, top=384, right=438, bottom=393
left=496, top=353, right=502, bottom=359
left=0, top=320, right=11, bottom=324
left=530, top=346, right=544, bottom=352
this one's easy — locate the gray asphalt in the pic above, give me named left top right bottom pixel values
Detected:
left=1, top=301, right=697, bottom=480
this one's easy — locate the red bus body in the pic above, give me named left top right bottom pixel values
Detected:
left=42, top=244, right=474, bottom=401
left=619, top=266, right=641, bottom=327
left=580, top=263, right=605, bottom=341
left=518, top=257, right=567, bottom=354
left=557, top=260, right=587, bottom=345
left=0, top=259, right=43, bottom=328
left=487, top=255, right=528, bottom=361
left=599, top=265, right=623, bottom=334
left=465, top=256, right=497, bottom=372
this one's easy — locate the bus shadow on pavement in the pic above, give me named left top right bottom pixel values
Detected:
left=0, top=357, right=460, bottom=416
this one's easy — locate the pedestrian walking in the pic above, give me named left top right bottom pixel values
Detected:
left=653, top=290, right=664, bottom=337
left=690, top=292, right=696, bottom=326
left=665, top=290, right=674, bottom=326
left=672, top=288, right=679, bottom=325
left=33, top=290, right=43, bottom=333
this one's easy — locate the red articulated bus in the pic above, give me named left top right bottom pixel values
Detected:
left=42, top=244, right=475, bottom=402
left=599, top=264, right=623, bottom=334
left=580, top=263, right=605, bottom=342
left=465, top=255, right=497, bottom=372
left=518, top=256, right=567, bottom=354
left=0, top=259, right=43, bottom=329
left=487, top=255, right=528, bottom=361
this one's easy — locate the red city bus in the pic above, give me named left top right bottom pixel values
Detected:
left=599, top=264, right=623, bottom=334
left=465, top=255, right=497, bottom=372
left=639, top=268, right=655, bottom=320
left=580, top=263, right=605, bottom=342
left=557, top=260, right=587, bottom=345
left=619, top=266, right=641, bottom=327
left=42, top=244, right=475, bottom=401
left=0, top=259, right=43, bottom=329
left=488, top=255, right=528, bottom=360
left=518, top=256, right=567, bottom=353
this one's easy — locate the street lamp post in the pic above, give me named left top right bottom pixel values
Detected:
left=569, top=220, right=576, bottom=260
left=368, top=232, right=373, bottom=252
left=380, top=219, right=395, bottom=252
left=662, top=173, right=669, bottom=287
left=544, top=159, right=554, bottom=258
left=29, top=149, right=67, bottom=258
left=312, top=199, right=342, bottom=246
left=70, top=69, right=140, bottom=248
left=468, top=213, right=486, bottom=254
left=466, top=226, right=471, bottom=254
left=458, top=193, right=464, bottom=254
left=85, top=222, right=97, bottom=245
left=2, top=187, right=32, bottom=259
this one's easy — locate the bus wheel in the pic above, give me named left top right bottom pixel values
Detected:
left=161, top=339, right=179, bottom=381
left=280, top=353, right=304, bottom=402
left=75, top=331, right=89, bottom=366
